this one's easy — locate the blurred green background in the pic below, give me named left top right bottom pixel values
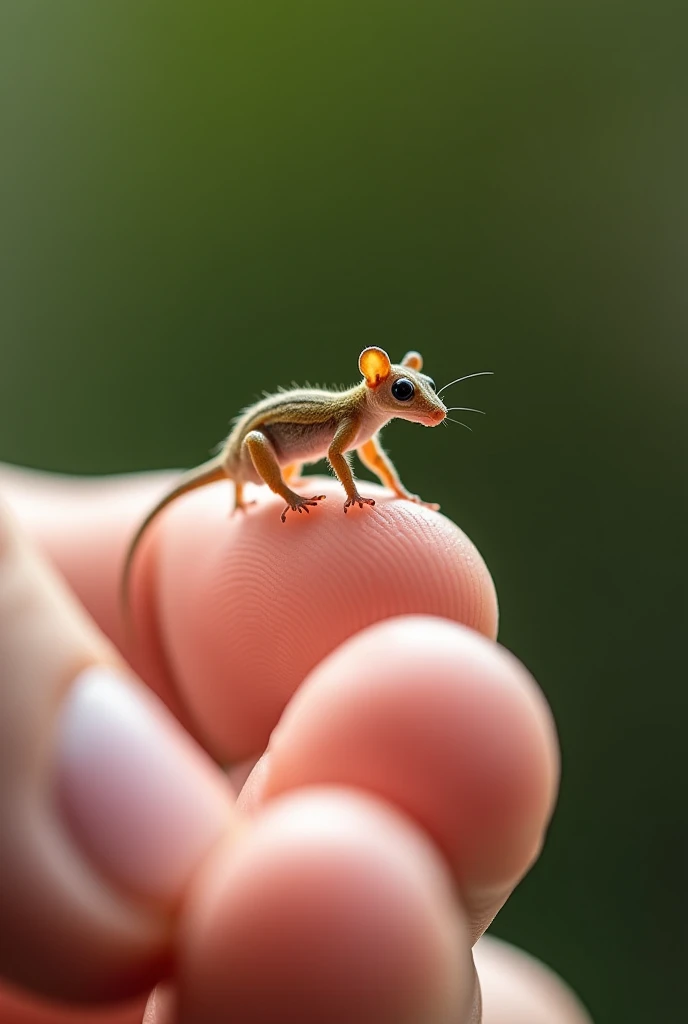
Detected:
left=2, top=2, right=686, bottom=1020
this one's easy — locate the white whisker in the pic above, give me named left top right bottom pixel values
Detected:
left=445, top=406, right=485, bottom=415
left=437, top=371, right=493, bottom=397
left=446, top=417, right=472, bottom=431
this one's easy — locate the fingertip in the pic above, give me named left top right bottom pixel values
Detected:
left=475, top=936, right=593, bottom=1024
left=264, top=616, right=559, bottom=934
left=156, top=477, right=499, bottom=761
left=177, top=788, right=474, bottom=1024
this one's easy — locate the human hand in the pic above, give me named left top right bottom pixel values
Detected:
left=0, top=466, right=591, bottom=1023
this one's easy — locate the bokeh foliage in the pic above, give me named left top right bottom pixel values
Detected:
left=2, top=3, right=686, bottom=1020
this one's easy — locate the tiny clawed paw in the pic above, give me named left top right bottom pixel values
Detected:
left=280, top=494, right=327, bottom=522
left=343, top=494, right=376, bottom=514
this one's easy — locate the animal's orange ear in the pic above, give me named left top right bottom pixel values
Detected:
left=359, top=347, right=392, bottom=388
left=401, top=350, right=423, bottom=370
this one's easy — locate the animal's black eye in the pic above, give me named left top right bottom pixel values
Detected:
left=392, top=377, right=415, bottom=401
left=426, top=377, right=436, bottom=391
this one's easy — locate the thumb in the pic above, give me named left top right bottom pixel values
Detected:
left=0, top=499, right=235, bottom=1004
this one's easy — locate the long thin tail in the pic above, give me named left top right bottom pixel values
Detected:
left=120, top=456, right=228, bottom=628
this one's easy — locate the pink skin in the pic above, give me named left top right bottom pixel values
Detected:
left=0, top=466, right=589, bottom=1024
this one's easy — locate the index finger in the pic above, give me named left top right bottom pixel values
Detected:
left=4, top=469, right=498, bottom=763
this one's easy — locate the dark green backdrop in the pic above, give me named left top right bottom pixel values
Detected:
left=2, top=3, right=686, bottom=1021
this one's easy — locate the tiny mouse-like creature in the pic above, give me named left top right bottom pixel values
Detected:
left=121, top=347, right=489, bottom=612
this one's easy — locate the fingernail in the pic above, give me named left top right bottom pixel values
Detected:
left=56, top=665, right=232, bottom=903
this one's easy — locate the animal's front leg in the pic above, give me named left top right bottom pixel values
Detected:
left=357, top=435, right=439, bottom=511
left=328, top=420, right=376, bottom=514
left=243, top=431, right=325, bottom=522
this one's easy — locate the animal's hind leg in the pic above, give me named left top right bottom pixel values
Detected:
left=232, top=481, right=257, bottom=514
left=243, top=431, right=325, bottom=522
